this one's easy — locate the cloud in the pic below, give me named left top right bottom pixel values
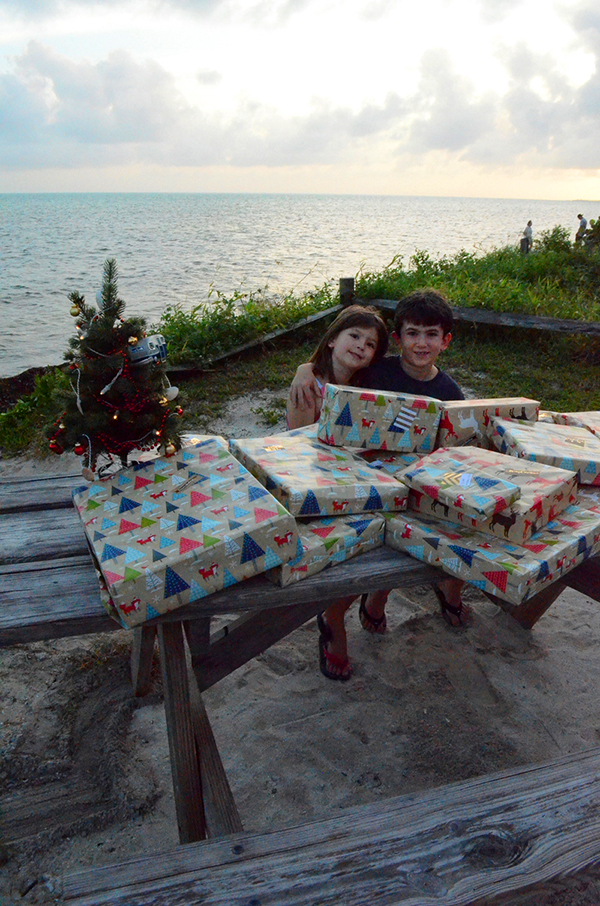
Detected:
left=0, top=0, right=222, bottom=18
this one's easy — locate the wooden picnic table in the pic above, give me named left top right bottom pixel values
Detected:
left=2, top=466, right=600, bottom=850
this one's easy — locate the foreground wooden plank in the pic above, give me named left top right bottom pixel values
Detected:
left=62, top=747, right=600, bottom=905
left=0, top=472, right=83, bottom=514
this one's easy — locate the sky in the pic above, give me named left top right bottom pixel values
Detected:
left=0, top=0, right=599, bottom=198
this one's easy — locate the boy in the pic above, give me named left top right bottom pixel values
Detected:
left=289, top=288, right=469, bottom=680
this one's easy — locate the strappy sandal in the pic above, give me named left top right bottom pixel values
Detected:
left=433, top=585, right=471, bottom=628
left=317, top=614, right=352, bottom=681
left=358, top=593, right=387, bottom=634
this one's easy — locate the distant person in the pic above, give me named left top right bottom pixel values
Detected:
left=522, top=220, right=533, bottom=254
left=576, top=214, right=588, bottom=244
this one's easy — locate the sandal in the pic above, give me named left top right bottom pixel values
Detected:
left=317, top=614, right=353, bottom=681
left=433, top=585, right=471, bottom=628
left=358, top=593, right=387, bottom=634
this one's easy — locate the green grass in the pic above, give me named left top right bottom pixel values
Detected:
left=0, top=369, right=71, bottom=455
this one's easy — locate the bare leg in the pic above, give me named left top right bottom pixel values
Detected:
left=359, top=589, right=389, bottom=634
left=318, top=595, right=357, bottom=680
left=435, top=577, right=472, bottom=627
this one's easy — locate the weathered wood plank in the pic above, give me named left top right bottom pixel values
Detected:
left=0, top=506, right=89, bottom=564
left=483, top=582, right=567, bottom=630
left=62, top=747, right=600, bottom=906
left=130, top=625, right=157, bottom=697
left=0, top=472, right=83, bottom=514
left=157, top=623, right=207, bottom=844
left=190, top=599, right=325, bottom=693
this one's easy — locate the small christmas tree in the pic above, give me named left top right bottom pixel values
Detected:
left=47, top=258, right=182, bottom=476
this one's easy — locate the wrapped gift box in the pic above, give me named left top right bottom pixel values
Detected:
left=399, top=446, right=577, bottom=540
left=398, top=449, right=523, bottom=519
left=384, top=504, right=600, bottom=606
left=552, top=411, right=600, bottom=439
left=73, top=436, right=298, bottom=628
left=436, top=397, right=539, bottom=449
left=230, top=433, right=408, bottom=517
left=352, top=449, right=420, bottom=476
left=316, top=383, right=442, bottom=453
left=489, top=417, right=600, bottom=486
left=267, top=512, right=385, bottom=586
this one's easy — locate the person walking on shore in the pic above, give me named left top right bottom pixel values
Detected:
left=522, top=220, right=533, bottom=253
left=576, top=214, right=588, bottom=244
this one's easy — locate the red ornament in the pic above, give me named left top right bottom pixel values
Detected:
left=74, top=442, right=86, bottom=456
left=49, top=439, right=64, bottom=454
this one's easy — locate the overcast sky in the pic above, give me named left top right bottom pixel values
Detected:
left=1, top=0, right=599, bottom=197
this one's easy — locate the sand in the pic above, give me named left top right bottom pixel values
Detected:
left=3, top=392, right=600, bottom=904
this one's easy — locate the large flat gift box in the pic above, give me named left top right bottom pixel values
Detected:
left=73, top=436, right=298, bottom=628
left=267, top=512, right=385, bottom=586
left=399, top=446, right=578, bottom=542
left=352, top=449, right=420, bottom=476
left=230, top=432, right=408, bottom=517
left=317, top=383, right=443, bottom=453
left=436, top=397, right=539, bottom=448
left=552, top=411, right=600, bottom=439
left=489, top=417, right=600, bottom=486
left=385, top=504, right=600, bottom=606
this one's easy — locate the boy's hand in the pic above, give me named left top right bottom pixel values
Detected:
left=289, top=363, right=320, bottom=409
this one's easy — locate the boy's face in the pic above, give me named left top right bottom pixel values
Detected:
left=393, top=321, right=451, bottom=372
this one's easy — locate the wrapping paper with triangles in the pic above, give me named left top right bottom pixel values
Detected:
left=316, top=383, right=442, bottom=452
left=405, top=446, right=578, bottom=544
left=72, top=436, right=298, bottom=628
left=229, top=431, right=408, bottom=517
left=489, top=417, right=600, bottom=486
left=384, top=504, right=600, bottom=606
left=551, top=411, right=600, bottom=439
left=267, top=512, right=385, bottom=586
left=436, top=397, right=539, bottom=449
left=351, top=449, right=420, bottom=476
left=397, top=448, right=524, bottom=519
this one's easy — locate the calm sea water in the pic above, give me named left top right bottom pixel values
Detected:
left=0, top=193, right=595, bottom=378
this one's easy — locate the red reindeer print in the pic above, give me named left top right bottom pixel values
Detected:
left=85, top=517, right=97, bottom=526
left=401, top=523, right=412, bottom=538
left=556, top=556, right=567, bottom=571
left=394, top=495, right=406, bottom=507
left=150, top=490, right=167, bottom=499
left=216, top=463, right=234, bottom=472
left=138, top=534, right=156, bottom=545
left=530, top=497, right=544, bottom=519
left=332, top=500, right=350, bottom=512
left=274, top=531, right=294, bottom=547
left=362, top=418, right=376, bottom=428
left=438, top=412, right=458, bottom=440
left=211, top=506, right=228, bottom=515
left=336, top=466, right=352, bottom=472
left=482, top=409, right=490, bottom=427
left=455, top=494, right=465, bottom=508
left=413, top=425, right=427, bottom=435
left=120, top=597, right=140, bottom=615
left=198, top=562, right=219, bottom=580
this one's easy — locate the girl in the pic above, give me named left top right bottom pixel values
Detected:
left=286, top=305, right=388, bottom=681
left=286, top=305, right=388, bottom=430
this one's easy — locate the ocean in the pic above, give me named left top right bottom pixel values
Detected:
left=0, top=193, right=595, bottom=378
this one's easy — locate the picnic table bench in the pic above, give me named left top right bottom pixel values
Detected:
left=3, top=466, right=600, bottom=903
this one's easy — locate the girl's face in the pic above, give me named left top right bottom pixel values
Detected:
left=328, top=325, right=380, bottom=380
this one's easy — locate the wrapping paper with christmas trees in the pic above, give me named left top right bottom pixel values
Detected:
left=316, top=383, right=442, bottom=453
left=489, top=417, right=600, bottom=486
left=229, top=432, right=408, bottom=517
left=397, top=449, right=525, bottom=519
left=404, top=446, right=578, bottom=544
left=384, top=504, right=600, bottom=606
left=436, top=397, right=539, bottom=449
left=72, top=436, right=298, bottom=628
left=267, top=512, right=385, bottom=587
left=352, top=449, right=420, bottom=476
left=551, top=411, right=600, bottom=439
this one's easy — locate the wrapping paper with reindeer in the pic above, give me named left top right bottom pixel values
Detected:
left=316, top=383, right=443, bottom=453
left=404, top=447, right=578, bottom=544
left=73, top=436, right=298, bottom=628
left=489, top=417, right=600, bottom=486
left=551, top=411, right=600, bottom=439
left=384, top=504, right=600, bottom=606
left=436, top=398, right=539, bottom=449
left=230, top=432, right=408, bottom=517
left=267, top=512, right=385, bottom=586
left=352, top=449, right=420, bottom=476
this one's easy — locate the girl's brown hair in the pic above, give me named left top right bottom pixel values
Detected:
left=309, top=305, right=388, bottom=384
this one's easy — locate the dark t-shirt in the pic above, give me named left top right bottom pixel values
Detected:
left=361, top=356, right=464, bottom=401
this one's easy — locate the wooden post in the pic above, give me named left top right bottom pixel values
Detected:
left=339, top=277, right=355, bottom=307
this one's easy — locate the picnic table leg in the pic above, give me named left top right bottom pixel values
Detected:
left=157, top=621, right=207, bottom=844
left=130, top=625, right=156, bottom=697
left=485, top=582, right=566, bottom=630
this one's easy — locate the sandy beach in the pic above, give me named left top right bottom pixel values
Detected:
left=3, top=392, right=600, bottom=904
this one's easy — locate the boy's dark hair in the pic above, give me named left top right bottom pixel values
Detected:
left=310, top=304, right=388, bottom=383
left=393, top=289, right=453, bottom=336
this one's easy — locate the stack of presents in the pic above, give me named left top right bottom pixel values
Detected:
left=73, top=386, right=600, bottom=628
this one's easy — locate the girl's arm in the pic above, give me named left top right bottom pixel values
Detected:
left=289, top=362, right=321, bottom=409
left=286, top=393, right=319, bottom=430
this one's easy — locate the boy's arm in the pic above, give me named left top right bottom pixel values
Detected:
left=289, top=362, right=321, bottom=409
